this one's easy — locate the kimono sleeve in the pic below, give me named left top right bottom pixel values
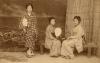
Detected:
left=48, top=26, right=56, bottom=40
left=19, top=16, right=24, bottom=30
left=70, top=26, right=84, bottom=39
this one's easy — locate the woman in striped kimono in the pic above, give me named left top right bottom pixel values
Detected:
left=19, top=4, right=38, bottom=58
left=45, top=17, right=61, bottom=57
left=61, top=16, right=84, bottom=59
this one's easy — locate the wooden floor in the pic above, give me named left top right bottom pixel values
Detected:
left=0, top=52, right=100, bottom=63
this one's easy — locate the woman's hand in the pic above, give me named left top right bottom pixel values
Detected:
left=67, top=37, right=70, bottom=40
left=61, top=37, right=66, bottom=40
left=67, top=36, right=74, bottom=40
left=23, top=29, right=26, bottom=33
left=53, top=37, right=57, bottom=40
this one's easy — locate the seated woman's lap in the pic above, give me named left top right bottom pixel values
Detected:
left=53, top=40, right=61, bottom=46
left=62, top=39, right=76, bottom=48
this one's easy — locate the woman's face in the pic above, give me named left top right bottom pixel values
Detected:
left=27, top=5, right=32, bottom=13
left=73, top=19, right=79, bottom=26
left=50, top=19, right=56, bottom=25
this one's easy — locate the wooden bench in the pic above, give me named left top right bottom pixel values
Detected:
left=84, top=42, right=98, bottom=57
left=38, top=34, right=98, bottom=56
left=82, top=35, right=98, bottom=57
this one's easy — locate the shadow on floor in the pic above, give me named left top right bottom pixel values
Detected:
left=0, top=55, right=27, bottom=62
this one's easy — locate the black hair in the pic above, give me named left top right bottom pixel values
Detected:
left=49, top=17, right=55, bottom=23
left=26, top=3, right=33, bottom=9
left=74, top=16, right=81, bottom=24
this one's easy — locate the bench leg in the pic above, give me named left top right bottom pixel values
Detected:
left=87, top=47, right=92, bottom=57
left=93, top=48, right=97, bottom=56
left=40, top=44, right=44, bottom=54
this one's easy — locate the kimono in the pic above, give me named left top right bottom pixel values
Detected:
left=61, top=24, right=84, bottom=58
left=45, top=25, right=61, bottom=56
left=19, top=12, right=38, bottom=50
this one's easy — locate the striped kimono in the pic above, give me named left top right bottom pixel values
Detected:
left=19, top=12, right=38, bottom=50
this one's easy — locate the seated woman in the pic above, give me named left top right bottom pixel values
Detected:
left=61, top=16, right=84, bottom=59
left=45, top=17, right=61, bottom=57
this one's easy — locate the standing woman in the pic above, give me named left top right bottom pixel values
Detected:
left=61, top=16, right=84, bottom=59
left=45, top=17, right=61, bottom=57
left=19, top=4, right=38, bottom=57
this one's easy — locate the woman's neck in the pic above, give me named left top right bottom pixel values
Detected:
left=50, top=24, right=55, bottom=27
left=27, top=12, right=32, bottom=16
left=75, top=24, right=80, bottom=27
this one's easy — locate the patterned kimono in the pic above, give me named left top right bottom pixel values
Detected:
left=45, top=25, right=61, bottom=56
left=19, top=12, right=38, bottom=50
left=61, top=24, right=84, bottom=58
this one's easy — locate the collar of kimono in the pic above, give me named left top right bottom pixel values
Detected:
left=27, top=12, right=35, bottom=17
left=75, top=24, right=81, bottom=28
left=50, top=24, right=55, bottom=28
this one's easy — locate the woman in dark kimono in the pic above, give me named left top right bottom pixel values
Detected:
left=19, top=4, right=38, bottom=57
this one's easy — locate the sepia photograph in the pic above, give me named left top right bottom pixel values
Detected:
left=0, top=0, right=100, bottom=63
